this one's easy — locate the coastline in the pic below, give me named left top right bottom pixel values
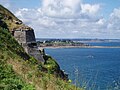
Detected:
left=39, top=46, right=120, bottom=49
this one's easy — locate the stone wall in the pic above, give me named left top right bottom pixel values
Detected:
left=26, top=30, right=36, bottom=43
left=12, top=29, right=45, bottom=62
left=13, top=30, right=26, bottom=44
left=13, top=29, right=36, bottom=44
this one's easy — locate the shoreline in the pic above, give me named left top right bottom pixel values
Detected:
left=39, top=46, right=120, bottom=49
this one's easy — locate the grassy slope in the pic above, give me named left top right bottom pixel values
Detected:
left=0, top=27, right=83, bottom=90
left=0, top=5, right=83, bottom=90
left=0, top=5, right=24, bottom=31
left=0, top=5, right=19, bottom=21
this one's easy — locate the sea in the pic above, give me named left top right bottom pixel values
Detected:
left=45, top=42, right=120, bottom=90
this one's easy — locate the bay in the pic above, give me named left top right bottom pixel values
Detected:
left=45, top=46, right=120, bottom=90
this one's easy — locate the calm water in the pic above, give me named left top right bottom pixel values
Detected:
left=45, top=46, right=120, bottom=90
left=85, top=42, right=120, bottom=46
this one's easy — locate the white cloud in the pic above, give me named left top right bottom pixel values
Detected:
left=108, top=8, right=120, bottom=30
left=42, top=0, right=82, bottom=18
left=96, top=18, right=106, bottom=25
left=14, top=0, right=107, bottom=38
left=15, top=8, right=43, bottom=24
left=110, top=8, right=120, bottom=18
left=81, top=4, right=100, bottom=15
left=13, top=0, right=120, bottom=39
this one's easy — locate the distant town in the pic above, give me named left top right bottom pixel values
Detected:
left=37, top=38, right=89, bottom=47
left=36, top=38, right=120, bottom=48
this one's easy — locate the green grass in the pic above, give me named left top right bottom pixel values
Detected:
left=0, top=4, right=20, bottom=22
left=0, top=5, right=24, bottom=30
left=0, top=27, right=30, bottom=60
left=0, top=27, right=84, bottom=90
left=0, top=54, right=35, bottom=90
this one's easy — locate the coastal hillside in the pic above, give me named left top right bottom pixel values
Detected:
left=0, top=5, right=23, bottom=30
left=0, top=5, right=83, bottom=90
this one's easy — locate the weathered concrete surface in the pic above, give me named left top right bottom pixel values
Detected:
left=12, top=27, right=45, bottom=62
left=26, top=30, right=36, bottom=43
left=12, top=29, right=36, bottom=44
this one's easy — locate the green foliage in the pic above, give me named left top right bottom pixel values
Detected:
left=0, top=5, right=20, bottom=22
left=0, top=57, right=35, bottom=90
left=0, top=27, right=20, bottom=50
left=22, top=85, right=35, bottom=90
left=43, top=55, right=60, bottom=73
left=0, top=5, right=23, bottom=31
left=28, top=57, right=38, bottom=65
left=0, top=27, right=29, bottom=60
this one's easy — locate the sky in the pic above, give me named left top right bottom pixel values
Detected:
left=0, top=0, right=120, bottom=39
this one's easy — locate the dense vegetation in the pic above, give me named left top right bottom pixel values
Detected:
left=0, top=5, right=84, bottom=90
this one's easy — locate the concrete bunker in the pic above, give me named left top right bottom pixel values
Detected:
left=11, top=27, right=44, bottom=62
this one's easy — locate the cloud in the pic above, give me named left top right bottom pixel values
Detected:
left=96, top=18, right=105, bottom=25
left=42, top=0, right=82, bottom=18
left=14, top=0, right=120, bottom=39
left=14, top=0, right=107, bottom=38
left=81, top=4, right=100, bottom=15
left=15, top=8, right=43, bottom=24
left=106, top=8, right=120, bottom=38
left=108, top=8, right=120, bottom=30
